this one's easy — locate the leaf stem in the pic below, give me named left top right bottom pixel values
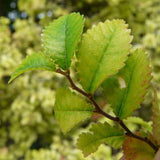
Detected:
left=56, top=68, right=158, bottom=153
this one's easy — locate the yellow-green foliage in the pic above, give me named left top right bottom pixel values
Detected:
left=102, top=49, right=152, bottom=119
left=42, top=13, right=84, bottom=70
left=9, top=52, right=56, bottom=83
left=77, top=122, right=124, bottom=157
left=77, top=19, right=132, bottom=93
left=54, top=88, right=93, bottom=134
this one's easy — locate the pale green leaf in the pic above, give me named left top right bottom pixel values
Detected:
left=152, top=87, right=160, bottom=145
left=77, top=122, right=124, bottom=157
left=9, top=52, right=55, bottom=83
left=42, top=12, right=84, bottom=70
left=124, top=117, right=152, bottom=133
left=102, top=49, right=152, bottom=119
left=54, top=88, right=94, bottom=134
left=76, top=19, right=132, bottom=93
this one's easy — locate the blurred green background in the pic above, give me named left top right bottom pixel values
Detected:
left=0, top=0, right=160, bottom=159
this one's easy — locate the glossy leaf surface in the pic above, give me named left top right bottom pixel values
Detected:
left=54, top=88, right=94, bottom=134
left=9, top=52, right=55, bottom=83
left=103, top=49, right=152, bottom=119
left=42, top=13, right=84, bottom=70
left=77, top=19, right=132, bottom=93
left=77, top=122, right=124, bottom=157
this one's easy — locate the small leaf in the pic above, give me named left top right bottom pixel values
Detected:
left=8, top=52, right=56, bottom=83
left=76, top=19, right=132, bottom=93
left=77, top=122, right=124, bottom=157
left=124, top=117, right=152, bottom=133
left=152, top=87, right=160, bottom=145
left=102, top=49, right=152, bottom=119
left=122, top=134, right=155, bottom=160
left=54, top=88, right=94, bottom=134
left=42, top=12, right=84, bottom=70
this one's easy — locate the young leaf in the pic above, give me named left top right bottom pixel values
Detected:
left=76, top=19, right=132, bottom=93
left=152, top=87, right=160, bottom=145
left=122, top=134, right=155, bottom=160
left=102, top=49, right=152, bottom=119
left=42, top=13, right=84, bottom=70
left=124, top=117, right=152, bottom=133
left=54, top=88, right=94, bottom=134
left=8, top=52, right=55, bottom=83
left=77, top=122, right=124, bottom=157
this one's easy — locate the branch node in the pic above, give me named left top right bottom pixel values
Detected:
left=88, top=93, right=93, bottom=99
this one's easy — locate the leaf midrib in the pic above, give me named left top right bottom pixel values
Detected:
left=88, top=27, right=117, bottom=92
left=117, top=56, right=138, bottom=118
left=81, top=134, right=124, bottom=151
left=64, top=17, right=68, bottom=69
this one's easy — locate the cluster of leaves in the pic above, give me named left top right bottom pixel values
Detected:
left=17, top=0, right=160, bottom=108
left=18, top=0, right=160, bottom=114
left=0, top=11, right=121, bottom=160
left=9, top=12, right=160, bottom=159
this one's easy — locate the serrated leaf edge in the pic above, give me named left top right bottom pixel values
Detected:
left=77, top=122, right=124, bottom=157
left=118, top=49, right=152, bottom=119
left=8, top=53, right=55, bottom=83
left=41, top=12, right=85, bottom=70
left=76, top=19, right=133, bottom=93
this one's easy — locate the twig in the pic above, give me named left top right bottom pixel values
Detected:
left=56, top=68, right=158, bottom=152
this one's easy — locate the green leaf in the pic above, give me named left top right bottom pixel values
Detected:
left=77, top=122, right=124, bottom=157
left=42, top=12, right=84, bottom=70
left=152, top=87, right=160, bottom=145
left=124, top=117, right=152, bottom=133
left=122, top=134, right=155, bottom=160
left=8, top=52, right=56, bottom=83
left=76, top=19, right=132, bottom=93
left=54, top=88, right=94, bottom=134
left=102, top=49, right=152, bottom=119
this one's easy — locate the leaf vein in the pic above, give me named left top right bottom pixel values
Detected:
left=88, top=27, right=116, bottom=92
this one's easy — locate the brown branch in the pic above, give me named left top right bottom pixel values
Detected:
left=117, top=118, right=158, bottom=152
left=56, top=68, right=158, bottom=153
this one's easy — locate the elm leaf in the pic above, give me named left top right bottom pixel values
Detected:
left=54, top=88, right=94, bottom=134
left=9, top=52, right=55, bottom=83
left=42, top=13, right=84, bottom=70
left=76, top=19, right=132, bottom=93
left=77, top=122, right=124, bottom=157
left=102, top=49, right=152, bottom=119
